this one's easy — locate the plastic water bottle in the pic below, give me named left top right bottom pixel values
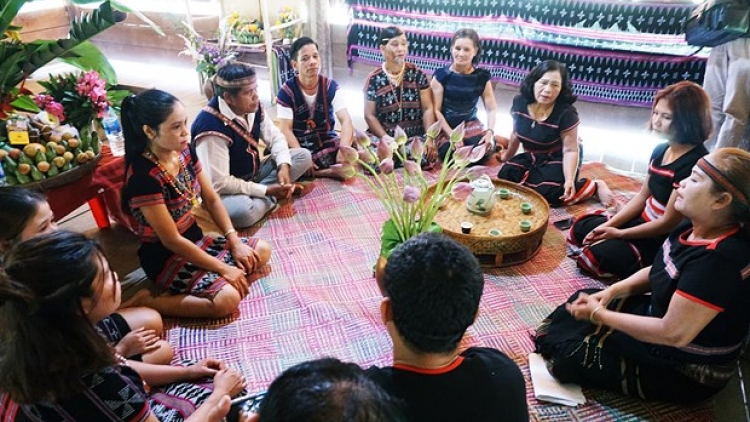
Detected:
left=102, top=107, right=125, bottom=157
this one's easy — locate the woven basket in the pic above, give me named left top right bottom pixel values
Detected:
left=21, top=154, right=101, bottom=191
left=430, top=178, right=549, bottom=267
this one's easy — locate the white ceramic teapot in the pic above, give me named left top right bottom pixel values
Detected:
left=466, top=175, right=496, bottom=215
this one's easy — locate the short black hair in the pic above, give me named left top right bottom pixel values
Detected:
left=215, top=61, right=257, bottom=98
left=380, top=26, right=405, bottom=45
left=383, top=233, right=483, bottom=353
left=452, top=28, right=482, bottom=66
left=258, top=358, right=406, bottom=422
left=290, top=36, right=318, bottom=62
left=520, top=59, right=577, bottom=105
left=650, top=81, right=712, bottom=145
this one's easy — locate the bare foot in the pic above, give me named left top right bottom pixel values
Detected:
left=595, top=180, right=615, bottom=208
left=119, top=288, right=153, bottom=309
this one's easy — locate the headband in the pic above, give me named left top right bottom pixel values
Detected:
left=697, top=157, right=749, bottom=207
left=213, top=74, right=255, bottom=88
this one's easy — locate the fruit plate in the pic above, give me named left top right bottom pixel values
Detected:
left=22, top=153, right=101, bottom=190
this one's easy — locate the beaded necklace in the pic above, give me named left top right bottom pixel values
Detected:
left=382, top=63, right=405, bottom=124
left=143, top=149, right=199, bottom=206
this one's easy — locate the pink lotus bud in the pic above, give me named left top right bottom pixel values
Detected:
left=393, top=126, right=408, bottom=146
left=450, top=122, right=466, bottom=145
left=354, top=130, right=371, bottom=148
left=402, top=185, right=420, bottom=203
left=359, top=150, right=377, bottom=164
left=451, top=182, right=474, bottom=201
left=331, top=163, right=357, bottom=179
left=468, top=145, right=486, bottom=163
left=453, top=145, right=473, bottom=166
left=379, top=158, right=395, bottom=175
left=426, top=121, right=442, bottom=139
left=410, top=137, right=424, bottom=160
left=377, top=136, right=394, bottom=161
left=338, top=145, right=359, bottom=164
left=403, top=160, right=419, bottom=176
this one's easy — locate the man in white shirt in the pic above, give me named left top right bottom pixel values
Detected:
left=192, top=62, right=312, bottom=228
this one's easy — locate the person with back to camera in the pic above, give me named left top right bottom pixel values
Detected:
left=192, top=62, right=313, bottom=229
left=567, top=81, right=710, bottom=281
left=363, top=25, right=437, bottom=167
left=0, top=186, right=172, bottom=365
left=431, top=28, right=506, bottom=165
left=498, top=59, right=613, bottom=207
left=0, top=231, right=246, bottom=421
left=234, top=358, right=406, bottom=422
left=366, top=232, right=528, bottom=422
left=276, top=37, right=355, bottom=179
left=535, top=148, right=750, bottom=403
left=121, top=89, right=272, bottom=319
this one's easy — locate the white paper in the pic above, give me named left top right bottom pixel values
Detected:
left=528, top=353, right=586, bottom=406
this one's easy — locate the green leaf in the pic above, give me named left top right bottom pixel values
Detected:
left=58, top=42, right=118, bottom=84
left=10, top=95, right=39, bottom=112
left=0, top=0, right=27, bottom=37
left=106, top=89, right=131, bottom=108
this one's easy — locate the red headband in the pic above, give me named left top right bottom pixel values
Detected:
left=697, top=157, right=748, bottom=207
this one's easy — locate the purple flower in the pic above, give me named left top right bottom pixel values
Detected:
left=359, top=150, right=377, bottom=164
left=354, top=129, right=371, bottom=148
left=453, top=145, right=473, bottom=166
left=426, top=120, right=442, bottom=139
left=451, top=182, right=474, bottom=201
left=450, top=122, right=466, bottom=145
left=468, top=145, right=486, bottom=163
left=393, top=126, right=408, bottom=146
left=410, top=137, right=424, bottom=161
left=465, top=165, right=490, bottom=181
left=377, top=136, right=393, bottom=161
left=402, top=185, right=420, bottom=203
left=379, top=158, right=394, bottom=175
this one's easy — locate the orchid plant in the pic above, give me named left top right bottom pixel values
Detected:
left=338, top=121, right=487, bottom=257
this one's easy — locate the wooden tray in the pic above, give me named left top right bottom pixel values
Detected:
left=430, top=178, right=549, bottom=267
left=21, top=154, right=101, bottom=191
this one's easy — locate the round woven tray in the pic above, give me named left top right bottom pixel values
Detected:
left=20, top=154, right=101, bottom=191
left=430, top=178, right=549, bottom=267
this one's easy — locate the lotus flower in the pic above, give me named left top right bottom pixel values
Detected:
left=359, top=150, right=377, bottom=164
left=379, top=158, right=394, bottom=175
left=451, top=182, right=474, bottom=201
left=426, top=120, right=442, bottom=140
left=402, top=185, right=420, bottom=203
left=354, top=129, right=371, bottom=149
left=393, top=126, right=408, bottom=146
left=337, top=145, right=359, bottom=165
left=377, top=136, right=394, bottom=161
left=403, top=160, right=419, bottom=176
left=410, top=137, right=424, bottom=161
left=450, top=122, right=465, bottom=145
left=453, top=145, right=474, bottom=166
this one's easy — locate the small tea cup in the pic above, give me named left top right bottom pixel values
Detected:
left=498, top=188, right=510, bottom=199
left=461, top=222, right=473, bottom=234
left=488, top=228, right=502, bottom=236
left=520, top=220, right=532, bottom=232
left=520, top=202, right=532, bottom=214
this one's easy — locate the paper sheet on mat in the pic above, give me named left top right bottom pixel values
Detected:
left=528, top=353, right=586, bottom=406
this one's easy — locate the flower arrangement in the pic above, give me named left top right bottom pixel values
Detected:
left=338, top=121, right=487, bottom=257
left=178, top=21, right=236, bottom=80
left=226, top=11, right=264, bottom=45
left=276, top=6, right=300, bottom=40
left=37, top=71, right=111, bottom=132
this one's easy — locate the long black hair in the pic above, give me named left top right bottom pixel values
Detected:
left=120, top=88, right=181, bottom=212
left=0, top=231, right=115, bottom=403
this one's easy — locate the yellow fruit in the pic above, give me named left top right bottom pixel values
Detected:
left=85, top=150, right=96, bottom=160
left=8, top=148, right=21, bottom=160
left=55, top=145, right=66, bottom=155
left=61, top=132, right=75, bottom=140
left=63, top=151, right=74, bottom=162
left=67, top=138, right=80, bottom=149
left=18, top=163, right=31, bottom=175
left=76, top=152, right=88, bottom=164
left=46, top=141, right=58, bottom=149
left=52, top=156, right=66, bottom=168
left=23, top=143, right=46, bottom=157
left=49, top=133, right=62, bottom=143
left=37, top=162, right=50, bottom=172
left=0, top=150, right=6, bottom=161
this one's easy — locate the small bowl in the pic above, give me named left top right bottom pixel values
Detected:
left=520, top=220, right=532, bottom=232
left=487, top=228, right=502, bottom=236
left=461, top=221, right=473, bottom=234
left=520, top=202, right=532, bottom=214
left=498, top=188, right=510, bottom=199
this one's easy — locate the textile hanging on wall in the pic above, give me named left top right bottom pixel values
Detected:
left=345, top=0, right=707, bottom=107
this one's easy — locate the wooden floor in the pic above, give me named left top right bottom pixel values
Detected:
left=50, top=55, right=749, bottom=422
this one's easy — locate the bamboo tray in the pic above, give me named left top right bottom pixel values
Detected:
left=430, top=178, right=549, bottom=267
